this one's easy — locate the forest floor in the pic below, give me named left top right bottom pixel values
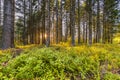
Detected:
left=0, top=34, right=120, bottom=80
left=0, top=43, right=120, bottom=80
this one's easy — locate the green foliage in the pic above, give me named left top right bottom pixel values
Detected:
left=103, top=72, right=120, bottom=80
left=0, top=44, right=120, bottom=80
left=113, top=33, right=120, bottom=44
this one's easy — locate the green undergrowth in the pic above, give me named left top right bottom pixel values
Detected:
left=0, top=44, right=120, bottom=80
left=113, top=33, right=120, bottom=44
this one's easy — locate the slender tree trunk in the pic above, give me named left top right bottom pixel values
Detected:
left=2, top=0, right=15, bottom=49
left=71, top=0, right=75, bottom=46
left=110, top=25, right=113, bottom=44
left=0, top=0, right=2, bottom=46
left=23, top=0, right=26, bottom=45
left=30, top=0, right=34, bottom=44
left=78, top=0, right=81, bottom=44
left=93, top=16, right=96, bottom=43
left=34, top=18, right=37, bottom=44
left=56, top=0, right=58, bottom=44
left=37, top=0, right=41, bottom=44
left=46, top=0, right=50, bottom=47
left=38, top=21, right=41, bottom=44
left=42, top=0, right=46, bottom=44
left=52, top=11, right=55, bottom=44
left=85, top=22, right=88, bottom=44
left=96, top=0, right=101, bottom=43
left=83, top=16, right=85, bottom=43
left=0, top=0, right=1, bottom=26
left=27, top=0, right=30, bottom=44
left=69, top=0, right=72, bottom=37
left=108, top=24, right=111, bottom=43
left=11, top=0, right=15, bottom=48
left=65, top=11, right=68, bottom=42
left=102, top=0, right=106, bottom=44
left=59, top=0, right=63, bottom=42
left=85, top=2, right=88, bottom=44
left=29, top=0, right=33, bottom=44
left=88, top=0, right=92, bottom=45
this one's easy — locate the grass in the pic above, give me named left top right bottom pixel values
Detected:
left=113, top=33, right=120, bottom=44
left=0, top=43, right=120, bottom=80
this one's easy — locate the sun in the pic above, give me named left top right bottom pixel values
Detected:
left=45, top=34, right=47, bottom=38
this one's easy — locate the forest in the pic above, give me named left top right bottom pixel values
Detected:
left=0, top=0, right=120, bottom=80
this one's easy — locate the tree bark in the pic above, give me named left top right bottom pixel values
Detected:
left=0, top=0, right=1, bottom=26
left=78, top=0, right=81, bottom=44
left=65, top=11, right=68, bottom=42
left=0, top=0, right=2, bottom=46
left=2, top=0, right=15, bottom=49
left=23, top=0, right=26, bottom=45
left=71, top=0, right=75, bottom=46
left=88, top=0, right=92, bottom=45
left=46, top=0, right=50, bottom=47
left=102, top=0, right=106, bottom=44
left=59, top=0, right=63, bottom=42
left=96, top=0, right=101, bottom=43
left=56, top=0, right=59, bottom=44
left=41, top=0, right=46, bottom=44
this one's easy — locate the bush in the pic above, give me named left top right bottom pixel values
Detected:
left=0, top=44, right=120, bottom=80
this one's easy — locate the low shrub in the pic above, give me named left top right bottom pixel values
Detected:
left=0, top=44, right=120, bottom=80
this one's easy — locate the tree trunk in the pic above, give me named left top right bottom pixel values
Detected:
left=56, top=0, right=58, bottom=44
left=46, top=0, right=50, bottom=47
left=2, top=0, right=15, bottom=49
left=0, top=0, right=1, bottom=26
left=78, top=0, right=81, bottom=44
left=85, top=21, right=88, bottom=44
left=96, top=0, right=101, bottom=43
left=93, top=16, right=96, bottom=43
left=29, top=0, right=33, bottom=44
left=59, top=0, right=63, bottom=42
left=88, top=0, right=92, bottom=45
left=11, top=0, right=15, bottom=48
left=83, top=15, right=85, bottom=43
left=102, top=0, right=106, bottom=44
left=71, top=0, right=75, bottom=46
left=23, top=0, right=26, bottom=45
left=64, top=11, right=68, bottom=42
left=41, top=0, right=46, bottom=44
left=0, top=0, right=2, bottom=46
